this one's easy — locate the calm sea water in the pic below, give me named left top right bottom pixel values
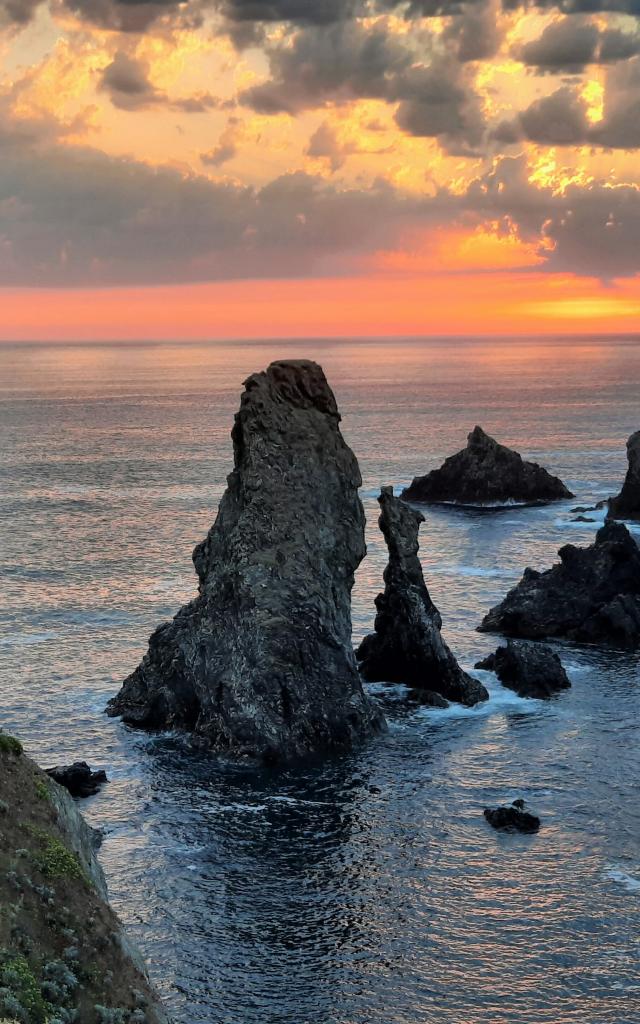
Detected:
left=1, top=337, right=640, bottom=1024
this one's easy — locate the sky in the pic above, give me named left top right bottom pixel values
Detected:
left=1, top=0, right=640, bottom=339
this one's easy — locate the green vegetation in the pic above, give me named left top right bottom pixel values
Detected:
left=0, top=951, right=47, bottom=1023
left=0, top=735, right=23, bottom=757
left=28, top=829, right=86, bottom=884
left=33, top=779, right=51, bottom=803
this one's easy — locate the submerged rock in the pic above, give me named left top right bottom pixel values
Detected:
left=401, top=426, right=573, bottom=506
left=484, top=800, right=540, bottom=834
left=479, top=521, right=640, bottom=648
left=46, top=761, right=108, bottom=798
left=608, top=430, right=640, bottom=521
left=108, top=359, right=385, bottom=761
left=475, top=640, right=570, bottom=699
left=356, top=487, right=488, bottom=707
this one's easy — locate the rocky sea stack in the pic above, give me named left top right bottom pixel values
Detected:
left=608, top=430, right=640, bottom=521
left=475, top=640, right=571, bottom=700
left=401, top=426, right=573, bottom=506
left=356, top=487, right=488, bottom=707
left=479, top=521, right=640, bottom=648
left=108, top=360, right=384, bottom=761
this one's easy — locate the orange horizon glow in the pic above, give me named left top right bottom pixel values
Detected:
left=1, top=271, right=639, bottom=342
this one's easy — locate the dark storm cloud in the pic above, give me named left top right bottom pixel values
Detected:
left=498, top=56, right=640, bottom=148
left=241, top=19, right=487, bottom=152
left=518, top=86, right=590, bottom=143
left=518, top=17, right=640, bottom=73
left=241, top=20, right=413, bottom=113
left=99, top=50, right=219, bottom=111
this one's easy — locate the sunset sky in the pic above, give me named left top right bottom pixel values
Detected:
left=1, top=0, right=640, bottom=339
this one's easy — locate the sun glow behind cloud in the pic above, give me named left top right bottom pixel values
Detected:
left=0, top=0, right=638, bottom=338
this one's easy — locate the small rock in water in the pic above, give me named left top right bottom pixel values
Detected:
left=572, top=515, right=595, bottom=523
left=608, top=430, right=640, bottom=521
left=401, top=425, right=573, bottom=506
left=46, top=761, right=108, bottom=798
left=484, top=801, right=540, bottom=834
left=475, top=640, right=570, bottom=700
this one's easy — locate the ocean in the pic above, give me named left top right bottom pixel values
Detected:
left=1, top=336, right=639, bottom=1023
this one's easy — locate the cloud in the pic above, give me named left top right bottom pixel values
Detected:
left=518, top=16, right=640, bottom=72
left=201, top=115, right=242, bottom=165
left=518, top=86, right=590, bottom=144
left=99, top=50, right=219, bottom=112
left=498, top=57, right=640, bottom=148
left=241, top=19, right=486, bottom=152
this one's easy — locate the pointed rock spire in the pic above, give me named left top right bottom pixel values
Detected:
left=108, top=360, right=385, bottom=761
left=357, top=487, right=488, bottom=707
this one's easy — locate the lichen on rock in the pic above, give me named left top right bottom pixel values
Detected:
left=108, top=359, right=385, bottom=760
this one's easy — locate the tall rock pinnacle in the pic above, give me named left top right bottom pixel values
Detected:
left=108, top=360, right=385, bottom=760
left=357, top=487, right=488, bottom=707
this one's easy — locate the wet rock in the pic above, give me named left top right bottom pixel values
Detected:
left=475, top=640, right=570, bottom=699
left=45, top=761, right=108, bottom=798
left=572, top=515, right=595, bottom=523
left=484, top=801, right=540, bottom=833
left=608, top=430, right=640, bottom=521
left=107, top=360, right=385, bottom=761
left=356, top=487, right=488, bottom=707
left=479, top=521, right=640, bottom=648
left=401, top=426, right=573, bottom=506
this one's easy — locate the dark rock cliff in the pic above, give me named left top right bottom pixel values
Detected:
left=357, top=487, right=488, bottom=707
left=608, top=430, right=640, bottom=521
left=108, top=360, right=385, bottom=760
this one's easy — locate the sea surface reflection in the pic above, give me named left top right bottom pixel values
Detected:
left=1, top=337, right=639, bottom=1023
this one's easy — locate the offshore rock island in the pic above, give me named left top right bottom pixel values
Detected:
left=108, top=360, right=385, bottom=761
left=479, top=521, right=640, bottom=649
left=357, top=487, right=488, bottom=707
left=401, top=426, right=574, bottom=506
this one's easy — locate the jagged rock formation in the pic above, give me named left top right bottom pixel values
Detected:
left=484, top=800, right=540, bottom=834
left=0, top=733, right=168, bottom=1023
left=356, top=487, right=488, bottom=707
left=475, top=640, right=571, bottom=699
left=46, top=761, right=108, bottom=798
left=608, top=430, right=640, bottom=521
left=401, top=426, right=573, bottom=506
left=479, top=521, right=640, bottom=648
left=108, top=360, right=385, bottom=760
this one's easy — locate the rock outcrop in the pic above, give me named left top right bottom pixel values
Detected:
left=484, top=800, right=540, bottom=834
left=401, top=426, right=573, bottom=506
left=108, top=360, right=385, bottom=761
left=356, top=487, right=488, bottom=707
left=46, top=761, right=108, bottom=798
left=479, top=521, right=640, bottom=648
left=475, top=640, right=571, bottom=699
left=0, top=733, right=169, bottom=1023
left=608, top=430, right=640, bottom=521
